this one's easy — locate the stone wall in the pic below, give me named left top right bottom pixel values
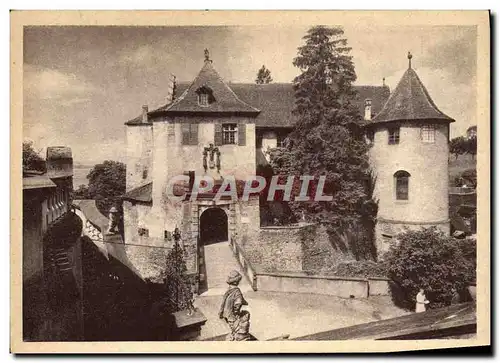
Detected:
left=123, top=201, right=154, bottom=246
left=243, top=223, right=353, bottom=273
left=301, top=224, right=356, bottom=272
left=256, top=225, right=304, bottom=271
left=256, top=272, right=369, bottom=299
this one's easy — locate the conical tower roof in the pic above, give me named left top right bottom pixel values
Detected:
left=161, top=50, right=260, bottom=115
left=371, top=52, right=454, bottom=125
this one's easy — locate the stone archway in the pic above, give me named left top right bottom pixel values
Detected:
left=199, top=207, right=229, bottom=245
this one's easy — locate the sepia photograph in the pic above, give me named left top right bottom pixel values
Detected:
left=11, top=10, right=490, bottom=353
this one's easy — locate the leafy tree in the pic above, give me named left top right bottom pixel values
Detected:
left=162, top=242, right=194, bottom=313
left=454, top=168, right=477, bottom=188
left=86, top=160, right=126, bottom=215
left=449, top=135, right=477, bottom=161
left=384, top=227, right=476, bottom=310
left=255, top=65, right=273, bottom=84
left=449, top=136, right=467, bottom=160
left=23, top=140, right=46, bottom=172
left=466, top=136, right=477, bottom=160
left=73, top=184, right=92, bottom=199
left=269, top=26, right=375, bottom=250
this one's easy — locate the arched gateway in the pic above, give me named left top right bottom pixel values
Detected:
left=199, top=207, right=229, bottom=245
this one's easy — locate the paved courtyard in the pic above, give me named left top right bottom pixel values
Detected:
left=195, top=241, right=408, bottom=340
left=195, top=290, right=408, bottom=340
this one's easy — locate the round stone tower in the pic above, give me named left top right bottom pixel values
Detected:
left=366, top=53, right=454, bottom=254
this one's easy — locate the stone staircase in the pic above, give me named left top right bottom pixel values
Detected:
left=199, top=241, right=252, bottom=296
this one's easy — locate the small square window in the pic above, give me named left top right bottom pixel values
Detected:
left=421, top=125, right=435, bottom=143
left=222, top=124, right=238, bottom=145
left=388, top=127, right=400, bottom=145
left=138, top=228, right=149, bottom=237
left=164, top=231, right=172, bottom=240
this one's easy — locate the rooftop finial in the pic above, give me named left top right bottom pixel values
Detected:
left=383, top=77, right=386, bottom=87
left=408, top=51, right=413, bottom=68
left=204, top=48, right=211, bottom=63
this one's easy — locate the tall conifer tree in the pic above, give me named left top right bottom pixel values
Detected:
left=270, top=26, right=375, bottom=239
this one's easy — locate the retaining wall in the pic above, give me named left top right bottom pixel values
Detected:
left=230, top=237, right=390, bottom=298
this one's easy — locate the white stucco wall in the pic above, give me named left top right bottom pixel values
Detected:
left=369, top=122, right=450, bottom=253
left=126, top=125, right=153, bottom=191
left=141, top=116, right=256, bottom=238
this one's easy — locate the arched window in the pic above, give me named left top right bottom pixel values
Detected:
left=394, top=170, right=410, bottom=200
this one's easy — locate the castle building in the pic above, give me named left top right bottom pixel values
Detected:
left=122, top=50, right=450, bottom=280
left=365, top=53, right=454, bottom=252
left=23, top=147, right=84, bottom=341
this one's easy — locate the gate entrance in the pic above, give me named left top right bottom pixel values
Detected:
left=197, top=207, right=231, bottom=294
left=199, top=207, right=228, bottom=245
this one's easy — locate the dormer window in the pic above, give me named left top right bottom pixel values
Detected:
left=196, top=86, right=214, bottom=107
left=199, top=93, right=209, bottom=106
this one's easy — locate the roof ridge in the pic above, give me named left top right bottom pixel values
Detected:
left=408, top=69, right=414, bottom=119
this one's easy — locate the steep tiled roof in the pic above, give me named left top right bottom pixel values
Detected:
left=156, top=60, right=260, bottom=115
left=124, top=114, right=150, bottom=126
left=126, top=83, right=389, bottom=128
left=371, top=66, right=454, bottom=125
left=122, top=182, right=152, bottom=203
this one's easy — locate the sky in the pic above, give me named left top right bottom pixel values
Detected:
left=23, top=25, right=477, bottom=165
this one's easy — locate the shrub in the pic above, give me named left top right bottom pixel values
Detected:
left=384, top=227, right=476, bottom=310
left=454, top=168, right=477, bottom=188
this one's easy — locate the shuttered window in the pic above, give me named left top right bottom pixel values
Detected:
left=181, top=123, right=198, bottom=145
left=214, top=123, right=223, bottom=146
left=167, top=124, right=175, bottom=143
left=215, top=122, right=246, bottom=146
left=222, top=124, right=237, bottom=145
left=238, top=123, right=246, bottom=146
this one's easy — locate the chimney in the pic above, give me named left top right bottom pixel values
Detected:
left=364, top=99, right=372, bottom=121
left=46, top=146, right=73, bottom=178
left=166, top=74, right=177, bottom=104
left=142, top=105, right=148, bottom=123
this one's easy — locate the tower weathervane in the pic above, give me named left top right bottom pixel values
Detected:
left=204, top=48, right=210, bottom=62
left=408, top=51, right=413, bottom=68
